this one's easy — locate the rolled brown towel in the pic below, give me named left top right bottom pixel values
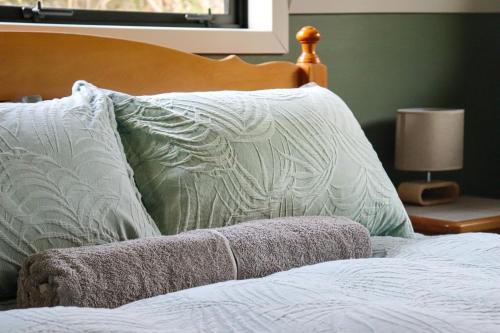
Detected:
left=17, top=216, right=371, bottom=308
left=17, top=230, right=236, bottom=309
left=217, top=216, right=372, bottom=279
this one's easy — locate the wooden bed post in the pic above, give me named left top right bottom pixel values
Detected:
left=296, top=26, right=328, bottom=88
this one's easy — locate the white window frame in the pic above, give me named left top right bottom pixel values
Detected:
left=0, top=0, right=289, bottom=54
left=290, top=0, right=500, bottom=14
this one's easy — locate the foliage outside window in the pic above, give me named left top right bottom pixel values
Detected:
left=0, top=0, right=246, bottom=28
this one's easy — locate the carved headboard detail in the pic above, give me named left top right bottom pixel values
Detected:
left=0, top=26, right=327, bottom=101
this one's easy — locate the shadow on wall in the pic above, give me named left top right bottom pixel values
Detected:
left=363, top=120, right=395, bottom=172
left=462, top=15, right=500, bottom=198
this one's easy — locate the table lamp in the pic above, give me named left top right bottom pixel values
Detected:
left=395, top=108, right=464, bottom=206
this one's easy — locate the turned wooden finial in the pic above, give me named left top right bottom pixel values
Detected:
left=296, top=26, right=321, bottom=64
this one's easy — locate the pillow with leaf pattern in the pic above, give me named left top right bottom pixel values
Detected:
left=102, top=82, right=413, bottom=238
left=0, top=82, right=160, bottom=300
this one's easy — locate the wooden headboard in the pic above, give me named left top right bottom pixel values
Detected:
left=0, top=26, right=327, bottom=101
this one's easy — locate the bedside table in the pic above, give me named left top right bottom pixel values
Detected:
left=405, top=196, right=500, bottom=235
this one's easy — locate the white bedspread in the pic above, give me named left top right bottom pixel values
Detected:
left=1, top=233, right=499, bottom=333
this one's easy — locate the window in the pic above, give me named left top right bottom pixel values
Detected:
left=0, top=1, right=287, bottom=54
left=0, top=0, right=247, bottom=28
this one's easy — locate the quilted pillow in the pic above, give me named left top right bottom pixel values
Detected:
left=103, top=82, right=413, bottom=237
left=0, top=83, right=160, bottom=300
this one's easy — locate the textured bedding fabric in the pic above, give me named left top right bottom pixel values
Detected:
left=101, top=82, right=412, bottom=237
left=17, top=216, right=370, bottom=308
left=0, top=83, right=160, bottom=300
left=2, top=233, right=499, bottom=333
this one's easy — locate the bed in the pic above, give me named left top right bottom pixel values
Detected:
left=0, top=27, right=499, bottom=333
left=1, top=234, right=500, bottom=332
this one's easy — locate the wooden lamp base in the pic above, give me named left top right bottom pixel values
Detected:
left=397, top=181, right=460, bottom=206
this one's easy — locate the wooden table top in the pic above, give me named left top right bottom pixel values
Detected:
left=405, top=196, right=500, bottom=234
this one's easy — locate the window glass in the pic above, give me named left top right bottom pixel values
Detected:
left=0, top=0, right=226, bottom=14
left=0, top=0, right=246, bottom=28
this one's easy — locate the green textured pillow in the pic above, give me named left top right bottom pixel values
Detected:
left=0, top=82, right=160, bottom=300
left=105, top=83, right=413, bottom=238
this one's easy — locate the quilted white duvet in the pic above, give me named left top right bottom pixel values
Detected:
left=1, top=233, right=500, bottom=333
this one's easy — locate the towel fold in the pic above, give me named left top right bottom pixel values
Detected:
left=17, top=230, right=236, bottom=308
left=17, top=216, right=371, bottom=309
left=217, top=216, right=372, bottom=279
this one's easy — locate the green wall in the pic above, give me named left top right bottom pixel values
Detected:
left=461, top=15, right=500, bottom=198
left=239, top=14, right=499, bottom=198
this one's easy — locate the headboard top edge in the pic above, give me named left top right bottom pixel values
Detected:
left=0, top=26, right=327, bottom=100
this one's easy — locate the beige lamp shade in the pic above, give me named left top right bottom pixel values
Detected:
left=395, top=108, right=464, bottom=171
